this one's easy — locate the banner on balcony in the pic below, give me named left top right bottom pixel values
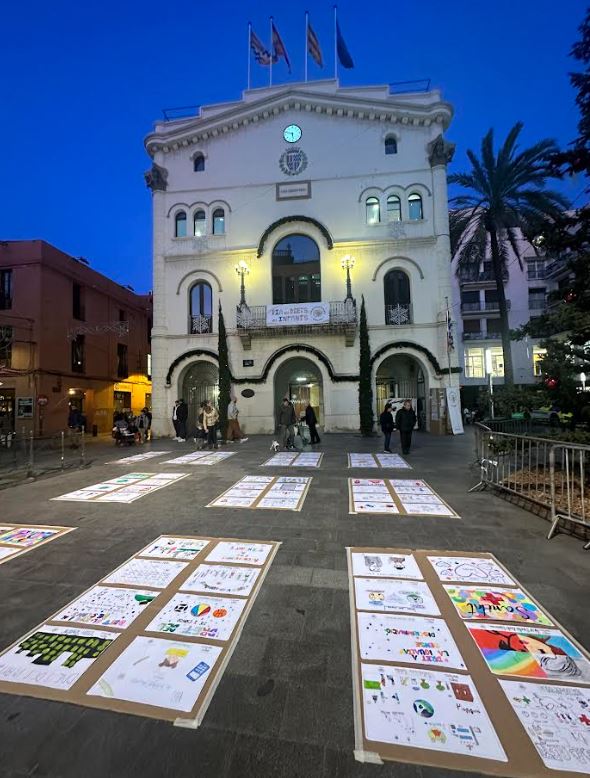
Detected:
left=266, top=302, right=329, bottom=326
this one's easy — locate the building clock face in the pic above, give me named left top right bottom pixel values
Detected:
left=283, top=124, right=302, bottom=143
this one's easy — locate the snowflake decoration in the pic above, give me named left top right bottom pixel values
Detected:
left=236, top=306, right=253, bottom=328
left=388, top=305, right=410, bottom=325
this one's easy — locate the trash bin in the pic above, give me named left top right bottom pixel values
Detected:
left=92, top=424, right=98, bottom=437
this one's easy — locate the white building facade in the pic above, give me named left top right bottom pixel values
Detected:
left=145, top=80, right=458, bottom=436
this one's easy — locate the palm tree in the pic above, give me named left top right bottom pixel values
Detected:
left=449, top=122, right=568, bottom=385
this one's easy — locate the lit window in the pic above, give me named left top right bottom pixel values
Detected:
left=193, top=154, right=205, bottom=172
left=366, top=196, right=380, bottom=225
left=464, top=347, right=485, bottom=378
left=386, top=195, right=401, bottom=222
left=489, top=346, right=504, bottom=377
left=212, top=208, right=225, bottom=235
left=175, top=211, right=187, bottom=237
left=408, top=193, right=423, bottom=221
left=384, top=136, right=397, bottom=155
left=193, top=210, right=206, bottom=236
left=533, top=346, right=547, bottom=377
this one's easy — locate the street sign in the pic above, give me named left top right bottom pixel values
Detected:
left=37, top=395, right=49, bottom=406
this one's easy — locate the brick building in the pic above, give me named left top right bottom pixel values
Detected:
left=0, top=240, right=152, bottom=436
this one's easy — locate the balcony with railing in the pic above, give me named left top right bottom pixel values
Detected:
left=544, top=256, right=571, bottom=279
left=189, top=314, right=213, bottom=334
left=458, top=269, right=509, bottom=286
left=461, top=300, right=511, bottom=315
left=384, top=303, right=412, bottom=325
left=461, top=331, right=501, bottom=341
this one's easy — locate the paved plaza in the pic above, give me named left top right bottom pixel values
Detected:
left=0, top=430, right=588, bottom=778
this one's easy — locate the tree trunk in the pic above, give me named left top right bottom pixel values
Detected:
left=489, top=228, right=514, bottom=385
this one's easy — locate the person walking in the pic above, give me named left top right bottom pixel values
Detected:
left=226, top=398, right=248, bottom=443
left=138, top=407, right=152, bottom=443
left=277, top=397, right=296, bottom=450
left=395, top=399, right=417, bottom=455
left=203, top=400, right=220, bottom=449
left=305, top=402, right=321, bottom=444
left=172, top=400, right=180, bottom=440
left=379, top=403, right=395, bottom=453
left=176, top=398, right=188, bottom=442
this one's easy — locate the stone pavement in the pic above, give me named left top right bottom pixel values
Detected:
left=0, top=431, right=588, bottom=778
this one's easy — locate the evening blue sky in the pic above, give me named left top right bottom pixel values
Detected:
left=0, top=0, right=585, bottom=292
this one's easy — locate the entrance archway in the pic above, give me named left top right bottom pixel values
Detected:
left=375, top=354, right=427, bottom=429
left=180, top=361, right=219, bottom=432
left=273, top=357, right=323, bottom=425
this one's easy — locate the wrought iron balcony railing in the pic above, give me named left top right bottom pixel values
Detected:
left=461, top=331, right=501, bottom=341
left=236, top=301, right=357, bottom=332
left=384, top=303, right=412, bottom=325
left=189, top=314, right=213, bottom=334
left=461, top=300, right=511, bottom=313
left=458, top=270, right=509, bottom=284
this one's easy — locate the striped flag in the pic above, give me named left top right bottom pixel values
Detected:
left=307, top=20, right=323, bottom=67
left=272, top=21, right=291, bottom=73
left=250, top=28, right=272, bottom=66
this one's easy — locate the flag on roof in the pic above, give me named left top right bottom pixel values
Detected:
left=336, top=20, right=354, bottom=69
left=272, top=21, right=291, bottom=73
left=307, top=20, right=323, bottom=68
left=250, top=28, right=272, bottom=66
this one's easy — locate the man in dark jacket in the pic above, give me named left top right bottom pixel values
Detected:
left=379, top=403, right=395, bottom=453
left=176, top=398, right=188, bottom=442
left=305, top=402, right=320, bottom=444
left=395, top=399, right=417, bottom=455
left=277, top=397, right=296, bottom=449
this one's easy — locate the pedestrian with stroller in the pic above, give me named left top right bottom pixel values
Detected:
left=226, top=398, right=248, bottom=443
left=305, top=402, right=321, bottom=444
left=203, top=400, right=220, bottom=449
left=379, top=403, right=395, bottom=453
left=395, top=399, right=417, bottom=455
left=277, top=397, right=296, bottom=450
left=175, top=399, right=188, bottom=442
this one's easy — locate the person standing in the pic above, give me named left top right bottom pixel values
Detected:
left=138, top=407, right=152, bottom=443
left=379, top=403, right=395, bottom=453
left=277, top=397, right=296, bottom=450
left=203, top=400, right=220, bottom=449
left=305, top=402, right=320, bottom=444
left=395, top=399, right=417, bottom=455
left=226, top=398, right=248, bottom=443
left=172, top=400, right=180, bottom=440
left=176, top=398, right=188, bottom=442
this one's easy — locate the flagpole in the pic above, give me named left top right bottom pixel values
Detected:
left=333, top=5, right=338, bottom=80
left=304, top=11, right=309, bottom=83
left=269, top=16, right=273, bottom=87
left=247, top=22, right=251, bottom=91
left=445, top=297, right=453, bottom=387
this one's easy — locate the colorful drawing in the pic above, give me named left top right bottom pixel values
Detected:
left=53, top=472, right=189, bottom=503
left=357, top=613, right=466, bottom=669
left=139, top=537, right=209, bottom=560
left=209, top=476, right=310, bottom=511
left=53, top=586, right=158, bottom=629
left=355, top=578, right=440, bottom=615
left=205, top=542, right=273, bottom=566
left=146, top=593, right=246, bottom=641
left=500, top=680, right=590, bottom=773
left=351, top=552, right=423, bottom=579
left=468, top=624, right=590, bottom=682
left=0, top=625, right=117, bottom=690
left=102, top=559, right=188, bottom=589
left=444, top=586, right=553, bottom=625
left=181, top=564, right=260, bottom=596
left=87, top=636, right=222, bottom=712
left=0, top=528, right=60, bottom=547
left=428, top=556, right=515, bottom=585
left=361, top=664, right=506, bottom=761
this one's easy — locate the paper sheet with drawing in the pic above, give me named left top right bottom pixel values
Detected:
left=351, top=552, right=423, bottom=580
left=145, top=593, right=246, bottom=642
left=53, top=586, right=159, bottom=630
left=181, top=564, right=260, bottom=597
left=428, top=556, right=516, bottom=585
left=138, top=537, right=210, bottom=560
left=354, top=578, right=440, bottom=616
left=444, top=586, right=554, bottom=626
left=102, top=559, right=188, bottom=589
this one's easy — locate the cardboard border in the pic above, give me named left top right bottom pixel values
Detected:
left=348, top=479, right=460, bottom=518
left=207, top=475, right=312, bottom=512
left=51, top=472, right=191, bottom=504
left=0, top=524, right=76, bottom=566
left=348, top=453, right=412, bottom=470
left=162, top=451, right=237, bottom=466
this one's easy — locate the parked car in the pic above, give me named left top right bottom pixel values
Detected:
left=530, top=406, right=573, bottom=428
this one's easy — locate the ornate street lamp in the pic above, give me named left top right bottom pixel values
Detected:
left=341, top=255, right=355, bottom=301
left=235, top=260, right=250, bottom=307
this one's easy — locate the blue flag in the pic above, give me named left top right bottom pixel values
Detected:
left=336, top=21, right=354, bottom=69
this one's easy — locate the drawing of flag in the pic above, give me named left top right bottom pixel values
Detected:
left=307, top=20, right=323, bottom=67
left=336, top=20, right=354, bottom=69
left=272, top=21, right=291, bottom=73
left=250, top=28, right=272, bottom=66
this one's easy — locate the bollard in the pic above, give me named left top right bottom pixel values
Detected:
left=60, top=431, right=65, bottom=469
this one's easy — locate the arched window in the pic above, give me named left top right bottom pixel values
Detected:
left=366, top=196, right=380, bottom=225
left=189, top=282, right=213, bottom=334
left=212, top=208, right=225, bottom=235
left=193, top=154, right=205, bottom=172
left=272, top=234, right=320, bottom=304
left=175, top=211, right=187, bottom=237
left=386, top=195, right=402, bottom=222
left=408, top=193, right=423, bottom=221
left=193, top=210, right=206, bottom=236
left=384, top=269, right=412, bottom=325
left=384, top=136, right=398, bottom=155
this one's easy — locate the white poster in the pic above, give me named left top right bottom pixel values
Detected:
left=106, top=451, right=171, bottom=464
left=500, top=680, right=590, bottom=773
left=354, top=578, right=440, bottom=615
left=257, top=497, right=302, bottom=510
left=351, top=552, right=423, bottom=580
left=0, top=547, right=18, bottom=561
left=146, top=593, right=246, bottom=642
left=0, top=625, right=117, bottom=690
left=357, top=613, right=466, bottom=670
left=375, top=454, right=412, bottom=469
left=205, top=542, right=273, bottom=566
left=138, top=537, right=209, bottom=560
left=350, top=479, right=398, bottom=514
left=446, top=387, right=464, bottom=435
left=164, top=452, right=235, bottom=465
left=349, top=454, right=379, bottom=468
left=54, top=472, right=188, bottom=503
left=88, top=636, right=222, bottom=712
left=428, top=556, right=516, bottom=586
left=181, top=564, right=260, bottom=597
left=361, top=664, right=506, bottom=761
left=266, top=301, right=329, bottom=326
left=262, top=452, right=298, bottom=466
left=54, top=586, right=159, bottom=629
left=291, top=453, right=322, bottom=468
left=212, top=495, right=259, bottom=508
left=102, top=559, right=188, bottom=589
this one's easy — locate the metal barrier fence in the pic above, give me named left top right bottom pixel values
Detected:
left=472, top=423, right=589, bottom=549
left=0, top=428, right=86, bottom=482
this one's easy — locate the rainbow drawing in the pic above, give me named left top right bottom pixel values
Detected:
left=444, top=586, right=553, bottom=626
left=191, top=603, right=212, bottom=618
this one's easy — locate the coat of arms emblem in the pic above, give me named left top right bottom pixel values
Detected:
left=279, top=147, right=308, bottom=176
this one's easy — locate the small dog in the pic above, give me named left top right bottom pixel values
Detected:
left=270, top=440, right=280, bottom=452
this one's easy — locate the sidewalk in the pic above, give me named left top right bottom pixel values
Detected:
left=0, top=430, right=588, bottom=778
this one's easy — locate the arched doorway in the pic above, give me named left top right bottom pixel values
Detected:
left=272, top=234, right=321, bottom=304
left=274, top=357, right=323, bottom=425
left=180, top=361, right=219, bottom=432
left=375, top=354, right=427, bottom=429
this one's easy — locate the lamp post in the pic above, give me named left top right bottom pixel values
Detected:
left=581, top=372, right=587, bottom=392
left=341, top=255, right=355, bottom=301
left=485, top=348, right=495, bottom=419
left=235, top=260, right=250, bottom=307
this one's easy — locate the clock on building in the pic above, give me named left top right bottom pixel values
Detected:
left=283, top=124, right=302, bottom=143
